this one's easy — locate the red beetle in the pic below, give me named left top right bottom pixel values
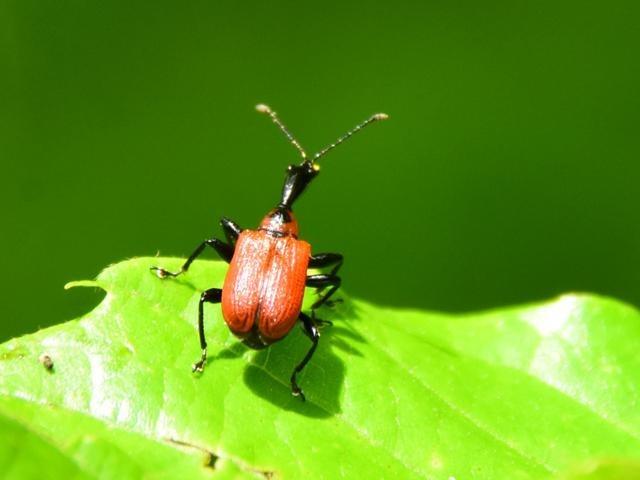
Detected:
left=152, top=104, right=387, bottom=400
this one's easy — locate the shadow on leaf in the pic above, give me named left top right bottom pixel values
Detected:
left=242, top=309, right=366, bottom=418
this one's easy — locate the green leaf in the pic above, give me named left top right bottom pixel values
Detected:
left=0, top=258, right=639, bottom=479
left=557, top=458, right=640, bottom=480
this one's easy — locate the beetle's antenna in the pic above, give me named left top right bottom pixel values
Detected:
left=313, top=112, right=389, bottom=162
left=256, top=104, right=308, bottom=160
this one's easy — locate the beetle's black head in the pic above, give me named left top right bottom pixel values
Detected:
left=279, top=160, right=320, bottom=209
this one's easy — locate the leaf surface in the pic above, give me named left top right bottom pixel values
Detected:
left=0, top=258, right=639, bottom=479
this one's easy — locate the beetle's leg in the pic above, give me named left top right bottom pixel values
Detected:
left=310, top=308, right=333, bottom=328
left=192, top=288, right=222, bottom=373
left=221, top=217, right=242, bottom=246
left=306, top=273, right=342, bottom=310
left=290, top=312, right=319, bottom=401
left=309, top=252, right=343, bottom=277
left=309, top=253, right=343, bottom=299
left=151, top=238, right=234, bottom=278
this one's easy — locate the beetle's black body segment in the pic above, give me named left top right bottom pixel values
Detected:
left=241, top=324, right=271, bottom=350
left=280, top=161, right=320, bottom=208
left=152, top=104, right=387, bottom=401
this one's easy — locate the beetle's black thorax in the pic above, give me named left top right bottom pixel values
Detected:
left=259, top=206, right=299, bottom=238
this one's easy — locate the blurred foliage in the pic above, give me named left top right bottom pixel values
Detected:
left=1, top=258, right=639, bottom=479
left=1, top=0, right=640, bottom=340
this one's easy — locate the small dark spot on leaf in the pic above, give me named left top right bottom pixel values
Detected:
left=165, top=437, right=219, bottom=470
left=204, top=452, right=217, bottom=469
left=38, top=353, right=54, bottom=372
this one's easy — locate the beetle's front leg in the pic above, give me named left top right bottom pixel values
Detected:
left=192, top=288, right=222, bottom=373
left=151, top=238, right=233, bottom=278
left=290, top=312, right=319, bottom=401
left=151, top=218, right=243, bottom=278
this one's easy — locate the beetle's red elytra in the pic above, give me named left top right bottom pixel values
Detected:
left=222, top=227, right=310, bottom=342
left=152, top=104, right=388, bottom=401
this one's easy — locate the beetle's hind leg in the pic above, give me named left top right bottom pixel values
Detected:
left=192, top=288, right=222, bottom=373
left=290, top=312, right=319, bottom=401
left=151, top=217, right=243, bottom=278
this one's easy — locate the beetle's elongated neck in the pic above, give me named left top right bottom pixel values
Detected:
left=280, top=161, right=319, bottom=209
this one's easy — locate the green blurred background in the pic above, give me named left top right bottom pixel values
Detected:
left=1, top=1, right=639, bottom=341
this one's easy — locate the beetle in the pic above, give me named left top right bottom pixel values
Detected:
left=151, top=104, right=388, bottom=400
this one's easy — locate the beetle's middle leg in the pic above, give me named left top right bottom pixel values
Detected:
left=192, top=287, right=222, bottom=373
left=306, top=273, right=342, bottom=310
left=290, top=312, right=319, bottom=401
left=308, top=252, right=343, bottom=307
